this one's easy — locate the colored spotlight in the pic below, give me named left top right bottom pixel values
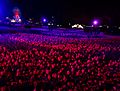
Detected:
left=93, top=20, right=98, bottom=25
left=43, top=18, right=47, bottom=22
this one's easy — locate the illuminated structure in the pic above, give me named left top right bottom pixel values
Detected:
left=72, top=24, right=84, bottom=29
left=11, top=8, right=21, bottom=23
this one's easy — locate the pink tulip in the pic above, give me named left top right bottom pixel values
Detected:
left=67, top=71, right=70, bottom=75
left=82, top=69, right=85, bottom=73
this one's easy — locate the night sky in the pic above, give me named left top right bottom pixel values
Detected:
left=1, top=0, right=120, bottom=24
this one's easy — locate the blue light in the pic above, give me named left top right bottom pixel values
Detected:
left=0, top=0, right=11, bottom=18
left=0, top=1, right=3, bottom=17
left=43, top=18, right=47, bottom=22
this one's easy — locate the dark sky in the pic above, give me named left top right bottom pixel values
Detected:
left=2, top=0, right=120, bottom=24
left=10, top=0, right=119, bottom=15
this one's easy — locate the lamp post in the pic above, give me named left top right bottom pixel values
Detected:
left=92, top=19, right=100, bottom=36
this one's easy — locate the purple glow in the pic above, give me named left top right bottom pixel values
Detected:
left=43, top=18, right=47, bottom=22
left=93, top=20, right=98, bottom=25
